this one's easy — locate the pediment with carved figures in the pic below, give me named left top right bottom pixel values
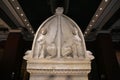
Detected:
left=24, top=7, right=94, bottom=60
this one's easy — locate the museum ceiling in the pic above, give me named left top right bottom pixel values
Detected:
left=0, top=0, right=120, bottom=41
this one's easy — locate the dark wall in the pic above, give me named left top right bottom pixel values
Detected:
left=86, top=33, right=120, bottom=80
left=0, top=32, right=32, bottom=80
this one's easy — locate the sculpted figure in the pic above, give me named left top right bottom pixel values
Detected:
left=36, top=28, right=47, bottom=58
left=36, top=27, right=57, bottom=59
left=61, top=27, right=83, bottom=59
left=62, top=41, right=73, bottom=58
left=72, top=27, right=84, bottom=58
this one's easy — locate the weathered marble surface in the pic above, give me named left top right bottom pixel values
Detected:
left=24, top=7, right=94, bottom=80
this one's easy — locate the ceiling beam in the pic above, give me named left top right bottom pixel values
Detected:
left=0, top=0, right=23, bottom=27
left=84, top=0, right=120, bottom=38
left=8, top=0, right=34, bottom=34
left=0, top=0, right=35, bottom=40
left=94, top=0, right=120, bottom=30
left=0, top=18, right=11, bottom=29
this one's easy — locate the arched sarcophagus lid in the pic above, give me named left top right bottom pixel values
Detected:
left=24, top=7, right=94, bottom=60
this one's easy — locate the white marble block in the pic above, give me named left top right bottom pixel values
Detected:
left=24, top=7, right=94, bottom=80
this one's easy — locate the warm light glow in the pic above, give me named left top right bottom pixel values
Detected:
left=96, top=14, right=98, bottom=17
left=92, top=20, right=95, bottom=22
left=24, top=19, right=27, bottom=21
left=16, top=7, right=19, bottom=9
left=85, top=32, right=87, bottom=34
left=99, top=8, right=103, bottom=10
left=20, top=13, right=24, bottom=16
left=12, top=0, right=14, bottom=1
left=105, top=0, right=108, bottom=2
left=29, top=28, right=32, bottom=30
left=32, top=31, right=34, bottom=33
left=87, top=28, right=90, bottom=31
left=27, top=24, right=30, bottom=26
left=89, top=24, right=92, bottom=27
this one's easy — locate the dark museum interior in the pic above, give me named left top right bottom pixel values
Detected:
left=0, top=0, right=120, bottom=80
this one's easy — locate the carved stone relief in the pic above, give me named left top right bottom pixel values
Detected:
left=23, top=8, right=92, bottom=59
left=24, top=7, right=94, bottom=80
left=24, top=7, right=94, bottom=60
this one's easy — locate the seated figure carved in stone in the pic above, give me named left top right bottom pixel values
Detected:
left=72, top=27, right=84, bottom=58
left=62, top=41, right=73, bottom=58
left=36, top=28, right=46, bottom=58
left=36, top=27, right=57, bottom=59
left=61, top=27, right=84, bottom=59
